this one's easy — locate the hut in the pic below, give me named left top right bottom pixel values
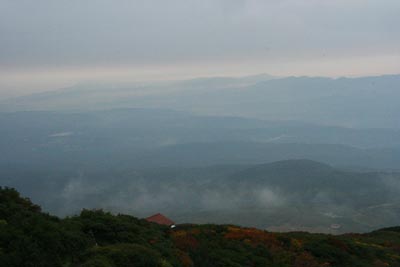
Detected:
left=145, top=213, right=175, bottom=228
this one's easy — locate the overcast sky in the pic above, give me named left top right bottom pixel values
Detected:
left=1, top=0, right=400, bottom=97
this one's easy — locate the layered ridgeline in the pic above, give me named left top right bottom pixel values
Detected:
left=1, top=187, right=400, bottom=267
left=0, top=109, right=399, bottom=170
left=1, top=108, right=400, bottom=235
left=1, top=74, right=400, bottom=129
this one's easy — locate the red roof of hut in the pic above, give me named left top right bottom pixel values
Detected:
left=145, top=213, right=175, bottom=226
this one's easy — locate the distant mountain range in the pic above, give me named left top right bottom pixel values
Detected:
left=1, top=75, right=400, bottom=235
left=2, top=74, right=399, bottom=128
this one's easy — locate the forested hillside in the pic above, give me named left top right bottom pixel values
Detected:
left=1, top=187, right=400, bottom=267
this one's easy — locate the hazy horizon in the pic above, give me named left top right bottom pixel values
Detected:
left=2, top=72, right=400, bottom=100
left=1, top=0, right=400, bottom=98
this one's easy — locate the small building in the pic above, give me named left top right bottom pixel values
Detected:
left=145, top=213, right=175, bottom=228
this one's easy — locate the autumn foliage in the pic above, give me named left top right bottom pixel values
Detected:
left=2, top=187, right=400, bottom=267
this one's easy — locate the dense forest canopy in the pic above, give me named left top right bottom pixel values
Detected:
left=1, top=187, right=400, bottom=267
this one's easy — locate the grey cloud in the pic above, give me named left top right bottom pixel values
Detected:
left=1, top=0, right=399, bottom=69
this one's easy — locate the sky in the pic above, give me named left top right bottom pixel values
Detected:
left=1, top=0, right=400, bottom=98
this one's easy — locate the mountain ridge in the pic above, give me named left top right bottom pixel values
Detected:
left=2, top=74, right=400, bottom=128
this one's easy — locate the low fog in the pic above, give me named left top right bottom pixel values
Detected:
left=4, top=160, right=399, bottom=234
